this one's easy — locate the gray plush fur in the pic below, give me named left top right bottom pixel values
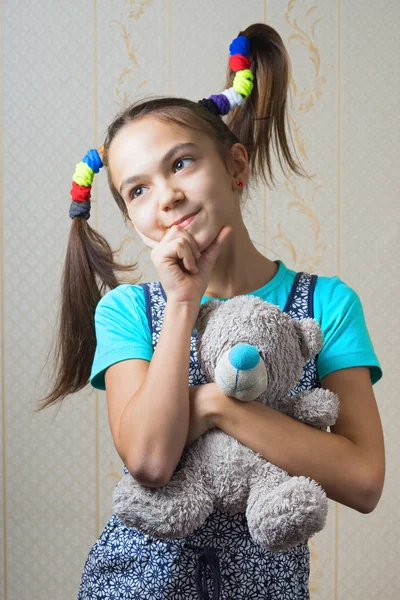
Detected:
left=113, top=295, right=339, bottom=551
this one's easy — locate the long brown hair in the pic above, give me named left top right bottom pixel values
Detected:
left=36, top=23, right=306, bottom=410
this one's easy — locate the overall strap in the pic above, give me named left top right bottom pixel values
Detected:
left=283, top=272, right=318, bottom=319
left=283, top=271, right=321, bottom=394
left=137, top=281, right=167, bottom=346
left=139, top=281, right=207, bottom=387
left=138, top=282, right=153, bottom=335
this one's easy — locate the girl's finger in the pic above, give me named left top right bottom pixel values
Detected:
left=170, top=225, right=202, bottom=259
left=175, top=239, right=198, bottom=273
left=199, top=225, right=232, bottom=265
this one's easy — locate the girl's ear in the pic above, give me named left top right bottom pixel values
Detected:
left=229, top=143, right=250, bottom=187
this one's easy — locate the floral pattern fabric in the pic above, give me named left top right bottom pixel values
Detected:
left=78, top=272, right=319, bottom=599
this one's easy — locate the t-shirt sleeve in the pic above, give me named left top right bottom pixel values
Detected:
left=315, top=277, right=382, bottom=385
left=90, top=284, right=153, bottom=391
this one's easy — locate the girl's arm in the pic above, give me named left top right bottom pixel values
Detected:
left=106, top=300, right=198, bottom=487
left=203, top=366, right=385, bottom=513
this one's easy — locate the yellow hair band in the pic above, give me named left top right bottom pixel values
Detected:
left=72, top=161, right=95, bottom=187
left=233, top=69, right=254, bottom=97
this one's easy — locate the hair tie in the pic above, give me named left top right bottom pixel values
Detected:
left=208, top=94, right=231, bottom=115
left=82, top=148, right=103, bottom=173
left=233, top=69, right=254, bottom=97
left=69, top=147, right=104, bottom=220
left=69, top=201, right=91, bottom=220
left=229, top=54, right=251, bottom=72
left=220, top=87, right=245, bottom=110
left=198, top=34, right=253, bottom=116
left=198, top=98, right=221, bottom=115
left=70, top=181, right=92, bottom=202
left=229, top=35, right=250, bottom=57
left=72, top=161, right=95, bottom=187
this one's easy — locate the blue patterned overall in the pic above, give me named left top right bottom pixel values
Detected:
left=78, top=272, right=319, bottom=599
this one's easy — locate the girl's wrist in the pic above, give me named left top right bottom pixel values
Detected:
left=165, top=299, right=199, bottom=320
left=204, top=382, right=233, bottom=428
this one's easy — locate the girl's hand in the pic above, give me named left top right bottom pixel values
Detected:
left=186, top=383, right=223, bottom=446
left=138, top=224, right=232, bottom=307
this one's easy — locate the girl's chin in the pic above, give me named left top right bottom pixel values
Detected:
left=194, top=228, right=222, bottom=255
left=182, top=213, right=225, bottom=253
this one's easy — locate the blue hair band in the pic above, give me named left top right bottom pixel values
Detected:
left=82, top=149, right=103, bottom=173
left=229, top=35, right=250, bottom=57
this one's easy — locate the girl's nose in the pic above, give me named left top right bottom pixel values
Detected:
left=159, top=185, right=185, bottom=211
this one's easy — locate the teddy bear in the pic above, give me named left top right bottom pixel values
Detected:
left=113, top=295, right=340, bottom=551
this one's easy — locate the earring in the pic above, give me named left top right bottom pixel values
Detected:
left=237, top=180, right=244, bottom=188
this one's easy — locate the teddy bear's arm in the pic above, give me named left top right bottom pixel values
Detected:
left=281, top=388, right=340, bottom=429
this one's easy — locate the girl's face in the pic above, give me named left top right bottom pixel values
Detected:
left=107, top=116, right=244, bottom=252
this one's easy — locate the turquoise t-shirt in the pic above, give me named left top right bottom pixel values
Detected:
left=90, top=260, right=382, bottom=390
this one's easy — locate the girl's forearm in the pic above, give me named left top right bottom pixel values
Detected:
left=212, top=390, right=382, bottom=513
left=120, top=301, right=198, bottom=486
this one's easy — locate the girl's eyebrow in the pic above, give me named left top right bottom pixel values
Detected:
left=119, top=142, right=198, bottom=194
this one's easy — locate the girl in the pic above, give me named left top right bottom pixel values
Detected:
left=39, top=23, right=384, bottom=599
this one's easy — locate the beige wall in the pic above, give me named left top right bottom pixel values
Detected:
left=1, top=0, right=398, bottom=598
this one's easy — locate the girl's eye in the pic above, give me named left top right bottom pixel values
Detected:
left=130, top=186, right=147, bottom=200
left=174, top=157, right=193, bottom=172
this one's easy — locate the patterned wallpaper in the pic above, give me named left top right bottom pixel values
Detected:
left=0, top=0, right=398, bottom=598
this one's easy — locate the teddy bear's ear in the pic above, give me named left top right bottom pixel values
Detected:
left=292, top=318, right=324, bottom=360
left=195, top=300, right=221, bottom=332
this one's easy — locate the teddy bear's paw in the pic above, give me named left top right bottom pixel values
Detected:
left=113, top=473, right=214, bottom=539
left=292, top=389, right=340, bottom=428
left=246, top=476, right=328, bottom=552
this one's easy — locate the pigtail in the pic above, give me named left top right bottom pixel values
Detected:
left=224, top=23, right=306, bottom=188
left=35, top=158, right=138, bottom=411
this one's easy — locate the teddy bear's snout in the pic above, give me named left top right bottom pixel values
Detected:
left=227, top=343, right=261, bottom=369
left=214, top=343, right=268, bottom=402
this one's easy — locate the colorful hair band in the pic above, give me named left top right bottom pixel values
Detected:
left=69, top=146, right=104, bottom=220
left=198, top=34, right=254, bottom=116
